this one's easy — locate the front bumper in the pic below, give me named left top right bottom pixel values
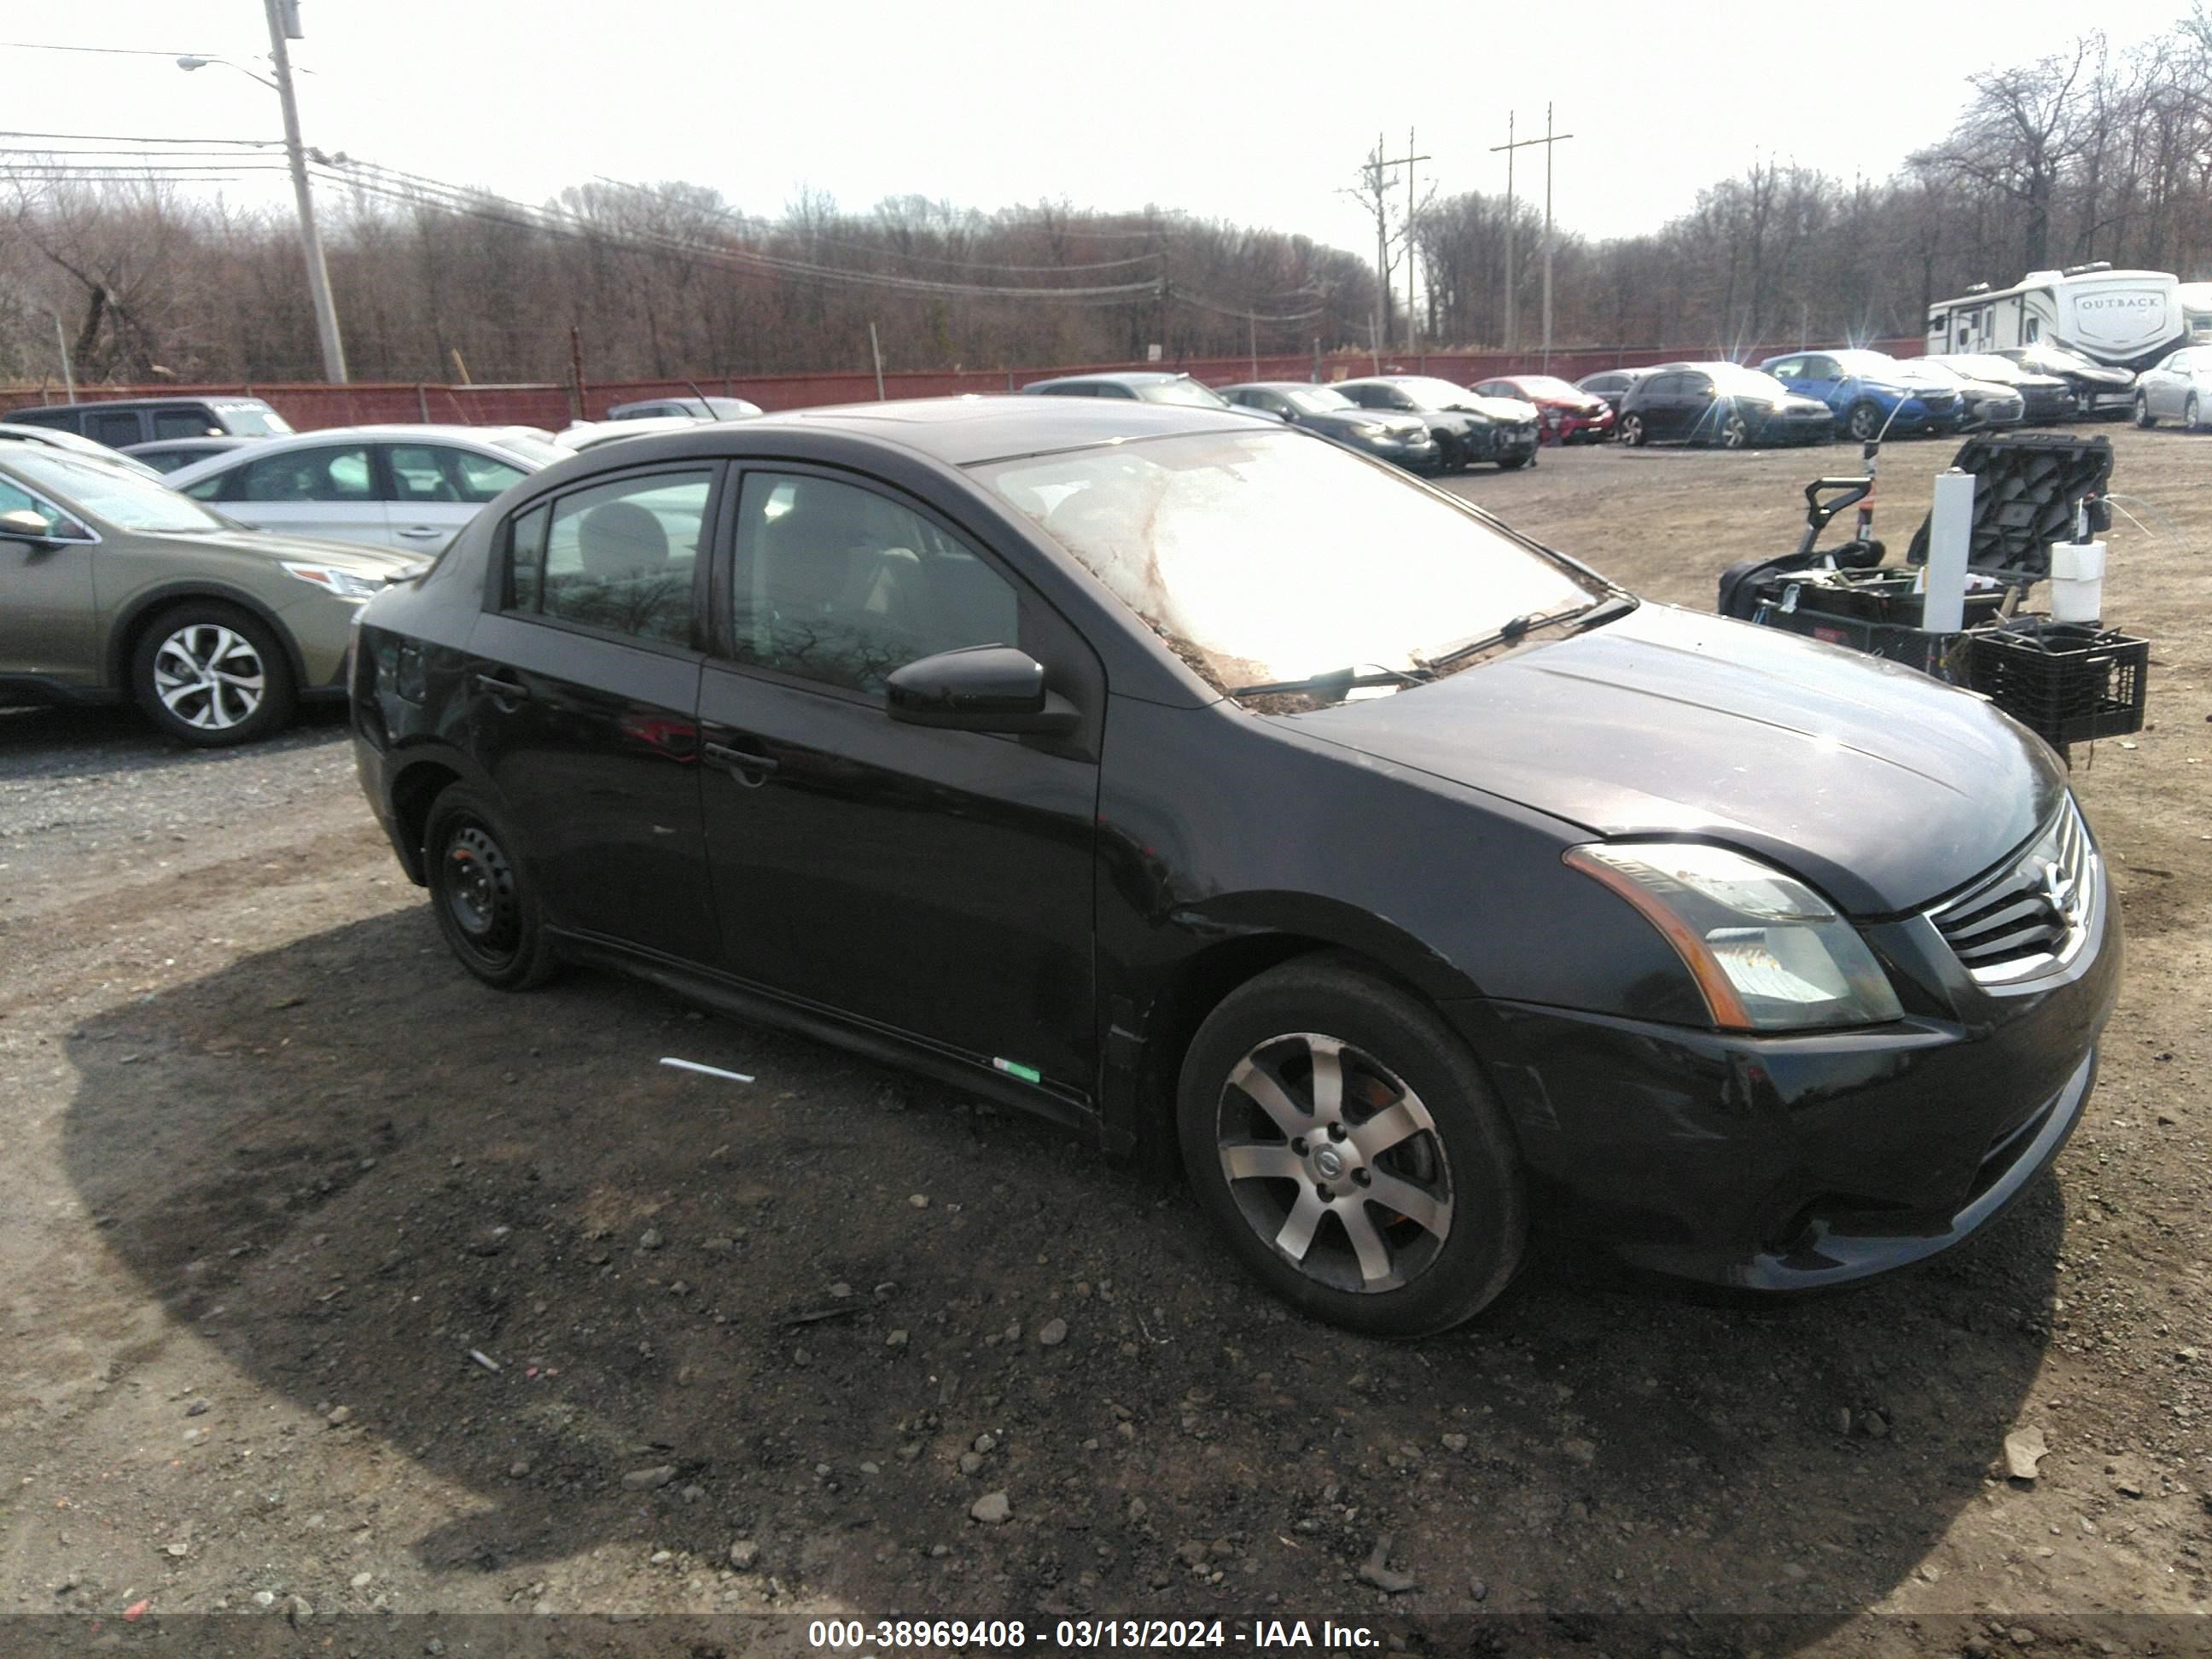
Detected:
left=1466, top=422, right=1540, bottom=463
left=1447, top=860, right=2121, bottom=1293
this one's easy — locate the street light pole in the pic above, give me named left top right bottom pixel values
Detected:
left=261, top=0, right=346, bottom=384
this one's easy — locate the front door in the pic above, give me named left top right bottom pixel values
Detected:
left=463, top=463, right=723, bottom=963
left=0, top=478, right=97, bottom=688
left=696, top=467, right=1100, bottom=1096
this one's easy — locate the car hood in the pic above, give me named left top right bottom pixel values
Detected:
left=147, top=527, right=434, bottom=579
left=1307, top=408, right=1430, bottom=438
left=1286, top=603, right=2065, bottom=916
left=1955, top=378, right=2022, bottom=399
left=1460, top=393, right=1540, bottom=422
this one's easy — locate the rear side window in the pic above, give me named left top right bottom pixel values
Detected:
left=506, top=470, right=711, bottom=647
left=152, top=408, right=215, bottom=440
left=386, top=443, right=526, bottom=505
left=88, top=410, right=143, bottom=448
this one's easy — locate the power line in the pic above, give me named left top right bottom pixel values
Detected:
left=0, top=40, right=225, bottom=59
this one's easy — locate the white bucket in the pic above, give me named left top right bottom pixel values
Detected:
left=2048, top=539, right=2106, bottom=624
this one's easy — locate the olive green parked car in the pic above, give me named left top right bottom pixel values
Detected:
left=0, top=446, right=429, bottom=747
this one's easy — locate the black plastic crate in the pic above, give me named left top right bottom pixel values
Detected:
left=1774, top=568, right=2009, bottom=626
left=1965, top=621, right=2147, bottom=745
left=1753, top=600, right=1968, bottom=678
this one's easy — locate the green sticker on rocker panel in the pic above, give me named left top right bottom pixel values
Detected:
left=992, top=1058, right=1043, bottom=1084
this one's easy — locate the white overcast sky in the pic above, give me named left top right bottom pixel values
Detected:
left=5, top=0, right=2192, bottom=254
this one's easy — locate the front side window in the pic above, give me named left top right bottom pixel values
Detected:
left=976, top=429, right=1598, bottom=703
left=0, top=476, right=79, bottom=537
left=519, top=471, right=711, bottom=646
left=225, top=445, right=374, bottom=504
left=152, top=409, right=213, bottom=441
left=729, top=472, right=1021, bottom=696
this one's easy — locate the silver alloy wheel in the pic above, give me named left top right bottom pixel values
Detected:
left=152, top=623, right=265, bottom=731
left=1621, top=413, right=1644, bottom=446
left=2189, top=396, right=2201, bottom=433
left=1720, top=411, right=1749, bottom=449
left=1214, top=1032, right=1455, bottom=1295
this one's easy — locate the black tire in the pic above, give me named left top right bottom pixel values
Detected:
left=1845, top=400, right=1883, bottom=442
left=1497, top=453, right=1530, bottom=470
left=1619, top=412, right=1647, bottom=447
left=423, top=784, right=560, bottom=990
left=129, top=601, right=297, bottom=748
left=1175, top=956, right=1527, bottom=1338
left=2133, top=393, right=2156, bottom=429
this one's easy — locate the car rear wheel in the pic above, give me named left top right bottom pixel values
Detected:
left=1845, top=401, right=1883, bottom=442
left=424, top=784, right=560, bottom=990
left=2134, top=393, right=2156, bottom=428
left=1176, top=957, right=1526, bottom=1337
left=130, top=602, right=296, bottom=748
left=1619, top=412, right=1647, bottom=446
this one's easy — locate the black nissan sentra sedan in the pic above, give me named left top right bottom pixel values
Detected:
left=351, top=398, right=2119, bottom=1337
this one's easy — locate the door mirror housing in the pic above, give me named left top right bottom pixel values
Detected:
left=887, top=645, right=1079, bottom=736
left=0, top=508, right=61, bottom=545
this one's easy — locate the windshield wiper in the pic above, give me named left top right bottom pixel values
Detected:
left=1228, top=663, right=1432, bottom=700
left=1424, top=595, right=1635, bottom=671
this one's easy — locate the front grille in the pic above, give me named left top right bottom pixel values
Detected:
left=1930, top=800, right=2097, bottom=983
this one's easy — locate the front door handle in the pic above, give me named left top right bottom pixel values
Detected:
left=472, top=671, right=532, bottom=703
left=703, top=741, right=778, bottom=785
left=397, top=526, right=445, bottom=541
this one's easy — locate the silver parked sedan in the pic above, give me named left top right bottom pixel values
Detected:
left=2132, top=345, right=2212, bottom=430
left=164, top=425, right=564, bottom=553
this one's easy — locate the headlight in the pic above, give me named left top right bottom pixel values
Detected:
left=1565, top=842, right=1904, bottom=1031
left=1351, top=422, right=1391, bottom=439
left=281, top=562, right=387, bottom=601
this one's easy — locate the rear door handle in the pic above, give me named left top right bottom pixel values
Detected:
left=703, top=741, right=778, bottom=784
left=472, top=672, right=532, bottom=702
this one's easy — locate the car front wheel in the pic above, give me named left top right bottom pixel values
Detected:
left=1719, top=410, right=1751, bottom=449
left=424, top=784, right=560, bottom=990
left=1846, top=401, right=1883, bottom=441
left=130, top=602, right=296, bottom=748
left=1176, top=957, right=1526, bottom=1337
left=2134, top=393, right=2156, bottom=428
left=2187, top=395, right=2201, bottom=433
left=1619, top=413, right=1647, bottom=446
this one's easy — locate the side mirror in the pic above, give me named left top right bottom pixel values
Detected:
left=887, top=645, right=1079, bottom=736
left=0, top=508, right=60, bottom=544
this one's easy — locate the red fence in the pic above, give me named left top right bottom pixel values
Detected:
left=0, top=337, right=1927, bottom=434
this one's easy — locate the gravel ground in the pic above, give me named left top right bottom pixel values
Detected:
left=0, top=427, right=2205, bottom=1655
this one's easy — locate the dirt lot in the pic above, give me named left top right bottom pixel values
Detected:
left=0, top=425, right=2206, bottom=1656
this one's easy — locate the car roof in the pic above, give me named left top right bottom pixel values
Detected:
left=1024, top=371, right=1191, bottom=389
left=1218, top=381, right=1335, bottom=393
left=536, top=395, right=1266, bottom=469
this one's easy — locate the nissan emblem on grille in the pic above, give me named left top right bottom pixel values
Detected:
left=1931, top=800, right=2097, bottom=984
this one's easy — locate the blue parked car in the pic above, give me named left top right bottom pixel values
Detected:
left=1757, top=349, right=1968, bottom=441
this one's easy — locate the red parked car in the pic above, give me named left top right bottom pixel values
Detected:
left=1471, top=375, right=1616, bottom=445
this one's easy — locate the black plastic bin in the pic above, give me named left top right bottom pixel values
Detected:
left=1754, top=602, right=1968, bottom=677
left=1965, top=620, right=2148, bottom=746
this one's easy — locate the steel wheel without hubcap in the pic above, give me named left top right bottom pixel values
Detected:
left=423, top=783, right=559, bottom=990
left=152, top=622, right=265, bottom=732
left=1214, top=1032, right=1455, bottom=1295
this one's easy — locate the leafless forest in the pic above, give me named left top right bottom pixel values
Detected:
left=6, top=16, right=2212, bottom=387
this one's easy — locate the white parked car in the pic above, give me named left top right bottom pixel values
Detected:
left=2131, top=345, right=2212, bottom=429
left=164, top=425, right=565, bottom=552
left=553, top=416, right=702, bottom=451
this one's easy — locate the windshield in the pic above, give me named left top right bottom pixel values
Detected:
left=492, top=433, right=566, bottom=466
left=1285, top=387, right=1356, bottom=413
left=216, top=405, right=293, bottom=436
left=3, top=450, right=234, bottom=533
left=1389, top=377, right=1481, bottom=409
left=1948, top=355, right=2022, bottom=380
left=1709, top=366, right=1792, bottom=399
left=973, top=429, right=1599, bottom=701
left=1832, top=351, right=1911, bottom=378
left=1135, top=378, right=1230, bottom=408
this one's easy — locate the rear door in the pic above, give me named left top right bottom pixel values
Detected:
left=463, top=463, right=723, bottom=962
left=381, top=441, right=530, bottom=553
left=1638, top=374, right=1686, bottom=439
left=695, top=465, right=1101, bottom=1095
left=190, top=442, right=388, bottom=546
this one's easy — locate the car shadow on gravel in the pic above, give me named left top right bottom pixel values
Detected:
left=61, top=906, right=2064, bottom=1622
left=0, top=700, right=350, bottom=779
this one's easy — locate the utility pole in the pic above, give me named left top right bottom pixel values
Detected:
left=1491, top=107, right=1573, bottom=364
left=1405, top=125, right=1429, bottom=354
left=1342, top=132, right=1426, bottom=364
left=263, top=0, right=346, bottom=383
